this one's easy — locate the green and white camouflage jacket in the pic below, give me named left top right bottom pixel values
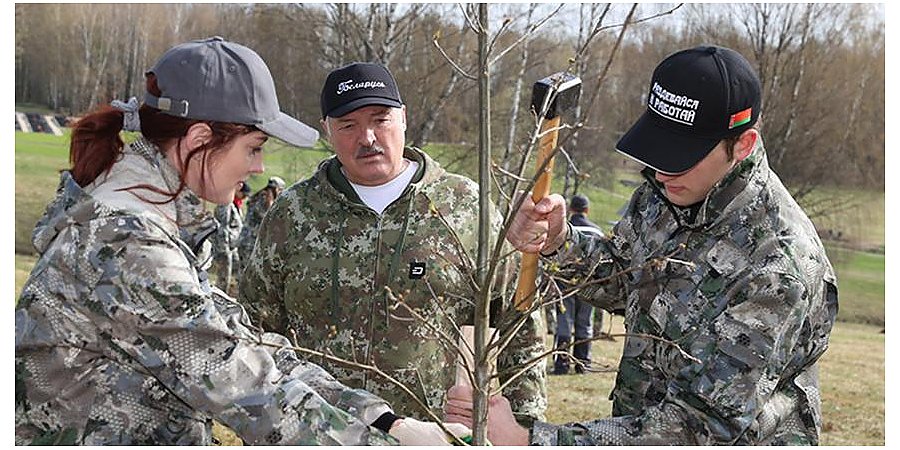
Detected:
left=240, top=147, right=547, bottom=425
left=532, top=140, right=838, bottom=445
left=15, top=138, right=396, bottom=445
left=212, top=202, right=242, bottom=257
left=237, top=189, right=271, bottom=275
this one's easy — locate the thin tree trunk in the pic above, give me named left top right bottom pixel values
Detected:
left=380, top=3, right=397, bottom=66
left=412, top=31, right=466, bottom=148
left=473, top=3, right=491, bottom=446
left=773, top=4, right=811, bottom=167
left=364, top=4, right=377, bottom=61
left=501, top=4, right=536, bottom=187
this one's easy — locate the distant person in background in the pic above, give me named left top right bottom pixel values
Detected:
left=211, top=182, right=250, bottom=295
left=551, top=194, right=603, bottom=375
left=236, top=176, right=285, bottom=275
left=234, top=180, right=251, bottom=210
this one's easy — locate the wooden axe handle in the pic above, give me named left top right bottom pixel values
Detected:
left=514, top=116, right=561, bottom=311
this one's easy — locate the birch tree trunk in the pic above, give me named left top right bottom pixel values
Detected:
left=500, top=4, right=537, bottom=187
left=411, top=29, right=467, bottom=148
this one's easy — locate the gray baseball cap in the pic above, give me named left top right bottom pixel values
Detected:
left=145, top=36, right=319, bottom=148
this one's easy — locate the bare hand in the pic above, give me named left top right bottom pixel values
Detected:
left=444, top=385, right=530, bottom=445
left=507, top=192, right=568, bottom=254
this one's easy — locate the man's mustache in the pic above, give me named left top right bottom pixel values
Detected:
left=356, top=145, right=386, bottom=158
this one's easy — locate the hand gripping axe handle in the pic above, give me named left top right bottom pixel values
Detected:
left=514, top=72, right=582, bottom=311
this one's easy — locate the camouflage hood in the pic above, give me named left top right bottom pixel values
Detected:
left=31, top=137, right=217, bottom=259
left=315, top=146, right=445, bottom=208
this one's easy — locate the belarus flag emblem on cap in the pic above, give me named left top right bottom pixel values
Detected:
left=729, top=107, right=752, bottom=129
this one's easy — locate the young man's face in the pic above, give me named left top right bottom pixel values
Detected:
left=322, top=105, right=407, bottom=186
left=654, top=131, right=756, bottom=207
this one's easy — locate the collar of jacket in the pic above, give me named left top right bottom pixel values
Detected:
left=32, top=137, right=217, bottom=256
left=319, top=147, right=442, bottom=208
left=642, top=137, right=768, bottom=230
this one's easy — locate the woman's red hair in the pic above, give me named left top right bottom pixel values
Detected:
left=69, top=73, right=255, bottom=203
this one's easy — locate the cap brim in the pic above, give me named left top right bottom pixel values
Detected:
left=257, top=112, right=320, bottom=148
left=327, top=97, right=403, bottom=118
left=615, top=111, right=721, bottom=175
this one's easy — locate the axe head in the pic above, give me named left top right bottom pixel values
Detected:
left=531, top=72, right=582, bottom=120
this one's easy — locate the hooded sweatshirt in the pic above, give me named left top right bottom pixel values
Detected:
left=15, top=137, right=395, bottom=445
left=240, top=147, right=548, bottom=424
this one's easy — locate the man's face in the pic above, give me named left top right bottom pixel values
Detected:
left=654, top=141, right=736, bottom=207
left=323, top=105, right=407, bottom=186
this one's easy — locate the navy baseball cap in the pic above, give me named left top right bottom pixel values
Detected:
left=616, top=45, right=761, bottom=175
left=145, top=37, right=319, bottom=148
left=320, top=62, right=403, bottom=118
left=570, top=194, right=589, bottom=211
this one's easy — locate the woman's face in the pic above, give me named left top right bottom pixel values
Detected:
left=182, top=129, right=267, bottom=205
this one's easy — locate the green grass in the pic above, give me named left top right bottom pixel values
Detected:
left=825, top=246, right=885, bottom=326
left=15, top=103, right=57, bottom=115
left=816, top=321, right=885, bottom=445
left=15, top=132, right=71, bottom=253
left=13, top=131, right=335, bottom=253
left=14, top=254, right=38, bottom=300
left=803, top=188, right=885, bottom=251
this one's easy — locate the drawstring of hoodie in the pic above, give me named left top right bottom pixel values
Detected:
left=381, top=188, right=417, bottom=324
left=328, top=191, right=345, bottom=321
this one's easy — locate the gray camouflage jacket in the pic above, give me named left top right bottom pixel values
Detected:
left=532, top=139, right=838, bottom=445
left=237, top=189, right=271, bottom=274
left=15, top=138, right=396, bottom=445
left=212, top=202, right=242, bottom=256
left=241, top=147, right=547, bottom=425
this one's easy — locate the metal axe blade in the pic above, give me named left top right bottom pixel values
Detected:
left=532, top=72, right=582, bottom=120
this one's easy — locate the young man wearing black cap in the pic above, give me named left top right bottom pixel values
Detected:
left=446, top=45, right=838, bottom=445
left=240, top=62, right=547, bottom=431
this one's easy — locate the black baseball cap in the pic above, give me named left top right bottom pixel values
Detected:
left=320, top=62, right=403, bottom=118
left=616, top=45, right=761, bottom=175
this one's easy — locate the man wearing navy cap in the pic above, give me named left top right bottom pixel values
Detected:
left=241, top=62, right=547, bottom=432
left=446, top=45, right=838, bottom=445
left=551, top=194, right=604, bottom=375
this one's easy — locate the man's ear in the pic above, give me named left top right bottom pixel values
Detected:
left=320, top=118, right=330, bottom=138
left=734, top=128, right=758, bottom=162
left=400, top=105, right=407, bottom=131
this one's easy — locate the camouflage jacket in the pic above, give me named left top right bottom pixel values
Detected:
left=212, top=202, right=242, bottom=257
left=532, top=140, right=838, bottom=445
left=15, top=138, right=396, bottom=445
left=237, top=190, right=271, bottom=273
left=240, top=147, right=547, bottom=424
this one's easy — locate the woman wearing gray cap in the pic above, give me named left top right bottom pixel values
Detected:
left=15, top=37, right=467, bottom=445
